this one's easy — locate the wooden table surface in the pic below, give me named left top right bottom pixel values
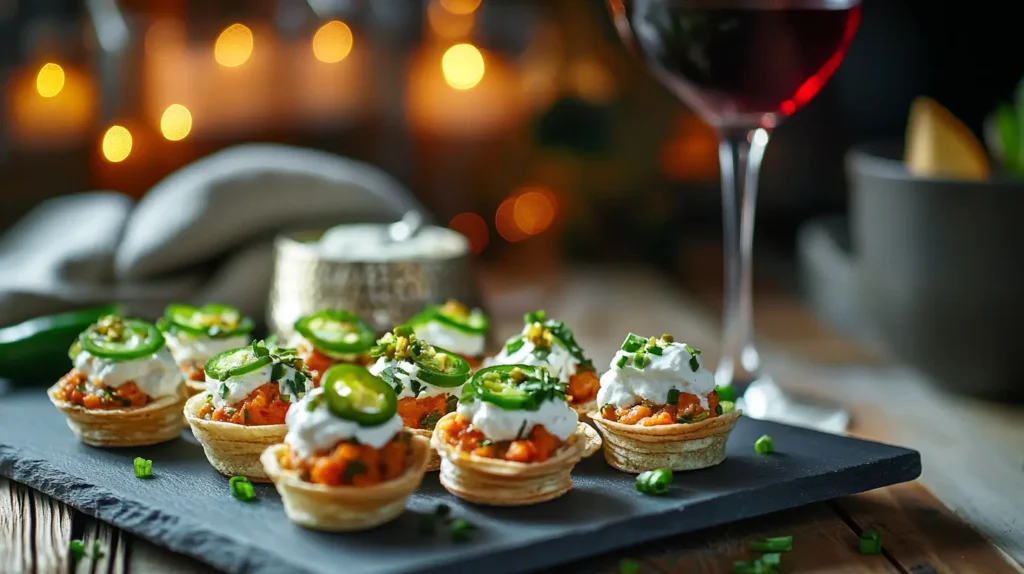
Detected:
left=3, top=263, right=1023, bottom=574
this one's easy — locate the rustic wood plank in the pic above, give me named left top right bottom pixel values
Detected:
left=0, top=478, right=33, bottom=574
left=74, top=516, right=129, bottom=574
left=835, top=483, right=1023, bottom=574
left=30, top=483, right=74, bottom=574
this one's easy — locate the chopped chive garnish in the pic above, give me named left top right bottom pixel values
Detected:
left=615, top=355, right=628, bottom=369
left=478, top=439, right=493, bottom=448
left=688, top=356, right=699, bottom=372
left=219, top=383, right=229, bottom=399
left=620, top=333, right=646, bottom=353
left=229, top=475, right=255, bottom=501
left=715, top=403, right=723, bottom=415
left=666, top=389, right=680, bottom=405
left=754, top=435, right=774, bottom=455
left=635, top=468, right=672, bottom=495
left=343, top=460, right=367, bottom=481
left=720, top=400, right=736, bottom=414
left=449, top=518, right=474, bottom=542
left=760, top=553, right=781, bottom=567
left=750, top=535, right=792, bottom=552
left=506, top=338, right=525, bottom=354
left=692, top=412, right=709, bottom=422
left=634, top=350, right=647, bottom=369
left=647, top=344, right=663, bottom=356
left=619, top=558, right=640, bottom=574
left=677, top=413, right=693, bottom=424
left=133, top=457, right=152, bottom=478
left=858, top=528, right=882, bottom=554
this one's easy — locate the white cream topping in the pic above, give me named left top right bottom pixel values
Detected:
left=73, top=349, right=181, bottom=399
left=205, top=362, right=312, bottom=410
left=411, top=320, right=485, bottom=358
left=457, top=398, right=578, bottom=442
left=164, top=331, right=250, bottom=365
left=485, top=339, right=580, bottom=384
left=597, top=340, right=716, bottom=410
left=368, top=357, right=461, bottom=400
left=285, top=388, right=404, bottom=456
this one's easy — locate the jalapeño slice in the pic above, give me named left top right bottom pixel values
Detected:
left=321, top=364, right=398, bottom=426
left=463, top=364, right=563, bottom=411
left=163, top=303, right=254, bottom=338
left=410, top=301, right=489, bottom=335
left=78, top=316, right=166, bottom=361
left=293, top=310, right=375, bottom=355
left=204, top=344, right=273, bottom=382
left=413, top=346, right=471, bottom=388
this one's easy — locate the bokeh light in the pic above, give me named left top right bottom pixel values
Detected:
left=441, top=44, right=485, bottom=90
left=312, top=20, right=353, bottom=64
left=495, top=196, right=528, bottom=242
left=35, top=63, right=65, bottom=98
left=513, top=189, right=557, bottom=235
left=101, top=126, right=132, bottom=163
left=214, top=24, right=253, bottom=68
left=448, top=212, right=489, bottom=254
left=439, top=0, right=482, bottom=15
left=160, top=104, right=193, bottom=141
left=427, top=0, right=474, bottom=39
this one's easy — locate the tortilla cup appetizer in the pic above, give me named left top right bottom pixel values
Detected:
left=261, top=365, right=429, bottom=531
left=485, top=310, right=600, bottom=419
left=591, top=333, right=740, bottom=473
left=368, top=326, right=471, bottom=471
left=406, top=300, right=489, bottom=369
left=185, top=341, right=314, bottom=481
left=48, top=314, right=185, bottom=447
left=158, top=303, right=254, bottom=397
left=290, top=310, right=376, bottom=385
left=432, top=365, right=602, bottom=506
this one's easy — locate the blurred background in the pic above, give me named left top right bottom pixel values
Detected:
left=3, top=0, right=1021, bottom=267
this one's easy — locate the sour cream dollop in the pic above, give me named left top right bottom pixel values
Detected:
left=597, top=341, right=716, bottom=410
left=205, top=361, right=311, bottom=410
left=457, top=398, right=578, bottom=442
left=163, top=331, right=250, bottom=365
left=74, top=349, right=181, bottom=399
left=411, top=320, right=485, bottom=358
left=285, top=389, right=404, bottom=457
left=485, top=339, right=580, bottom=384
left=368, top=357, right=462, bottom=400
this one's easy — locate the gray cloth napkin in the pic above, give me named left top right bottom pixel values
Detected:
left=0, top=144, right=427, bottom=327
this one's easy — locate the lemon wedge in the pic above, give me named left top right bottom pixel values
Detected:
left=904, top=96, right=990, bottom=180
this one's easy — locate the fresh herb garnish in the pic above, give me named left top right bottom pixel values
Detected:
left=666, top=389, right=680, bottom=405
left=410, top=379, right=423, bottom=397
left=620, top=333, right=646, bottom=353
left=720, top=400, right=736, bottom=414
left=515, top=419, right=528, bottom=439
left=635, top=468, right=673, bottom=496
left=634, top=350, right=647, bottom=369
left=858, top=528, right=882, bottom=555
left=449, top=518, right=475, bottom=542
left=419, top=412, right=443, bottom=430
left=229, top=475, right=255, bottom=501
left=270, top=362, right=285, bottom=382
left=219, top=383, right=229, bottom=399
left=754, top=435, right=774, bottom=455
left=505, top=338, right=526, bottom=354
left=677, top=412, right=693, bottom=424
left=343, top=460, right=367, bottom=482
left=615, top=355, right=629, bottom=369
left=445, top=394, right=458, bottom=413
left=523, top=310, right=594, bottom=370
left=133, top=457, right=152, bottom=478
left=683, top=343, right=702, bottom=372
left=619, top=559, right=640, bottom=574
left=478, top=439, right=493, bottom=447
left=750, top=536, right=793, bottom=553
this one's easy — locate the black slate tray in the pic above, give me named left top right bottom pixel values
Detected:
left=0, top=389, right=921, bottom=574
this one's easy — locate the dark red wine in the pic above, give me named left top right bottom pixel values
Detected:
left=612, top=0, right=861, bottom=126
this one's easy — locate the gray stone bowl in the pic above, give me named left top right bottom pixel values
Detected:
left=844, top=143, right=1024, bottom=400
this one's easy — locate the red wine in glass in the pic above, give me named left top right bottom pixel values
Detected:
left=612, top=0, right=861, bottom=128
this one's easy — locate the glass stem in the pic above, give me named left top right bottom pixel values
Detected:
left=715, top=127, right=771, bottom=390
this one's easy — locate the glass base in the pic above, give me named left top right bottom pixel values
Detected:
left=736, top=376, right=849, bottom=435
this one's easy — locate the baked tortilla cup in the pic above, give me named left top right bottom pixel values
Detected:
left=184, top=392, right=286, bottom=482
left=571, top=400, right=597, bottom=425
left=590, top=408, right=742, bottom=473
left=47, top=383, right=187, bottom=447
left=407, top=428, right=441, bottom=472
left=260, top=434, right=431, bottom=532
left=431, top=413, right=602, bottom=506
left=184, top=379, right=205, bottom=397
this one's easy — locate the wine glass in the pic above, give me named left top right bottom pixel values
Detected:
left=607, top=0, right=862, bottom=432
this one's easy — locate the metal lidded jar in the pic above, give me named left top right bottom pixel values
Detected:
left=267, top=216, right=478, bottom=340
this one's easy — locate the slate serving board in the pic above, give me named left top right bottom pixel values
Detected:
left=0, top=389, right=921, bottom=574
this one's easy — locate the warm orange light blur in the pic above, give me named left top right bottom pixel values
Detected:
left=101, top=125, right=132, bottom=162
left=214, top=23, right=253, bottom=67
left=35, top=63, right=65, bottom=98
left=439, top=0, right=482, bottom=15
left=448, top=212, right=489, bottom=255
left=441, top=43, right=485, bottom=90
left=160, top=104, right=192, bottom=141
left=427, top=0, right=474, bottom=39
left=513, top=189, right=557, bottom=236
left=659, top=114, right=720, bottom=181
left=569, top=59, right=616, bottom=104
left=312, top=20, right=353, bottom=63
left=495, top=196, right=529, bottom=243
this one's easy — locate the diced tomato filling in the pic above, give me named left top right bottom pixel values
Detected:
left=281, top=435, right=412, bottom=486
left=54, top=370, right=150, bottom=409
left=295, top=343, right=371, bottom=386
left=197, top=382, right=290, bottom=425
left=438, top=414, right=564, bottom=463
left=182, top=360, right=205, bottom=382
left=397, top=394, right=455, bottom=430
left=567, top=369, right=600, bottom=405
left=599, top=391, right=720, bottom=426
